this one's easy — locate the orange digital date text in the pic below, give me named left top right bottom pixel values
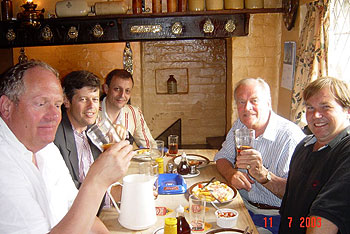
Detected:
left=288, top=217, right=322, bottom=228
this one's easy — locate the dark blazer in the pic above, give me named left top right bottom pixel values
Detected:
left=54, top=109, right=101, bottom=189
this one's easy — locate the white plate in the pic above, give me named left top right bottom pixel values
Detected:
left=206, top=228, right=245, bottom=234
left=153, top=227, right=164, bottom=234
left=180, top=169, right=200, bottom=178
left=133, top=149, right=152, bottom=161
left=172, top=154, right=210, bottom=168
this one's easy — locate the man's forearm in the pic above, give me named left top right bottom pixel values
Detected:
left=260, top=171, right=286, bottom=199
left=216, top=158, right=235, bottom=183
left=50, top=177, right=107, bottom=234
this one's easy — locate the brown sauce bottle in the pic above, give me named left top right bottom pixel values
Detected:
left=177, top=152, right=190, bottom=175
left=176, top=205, right=191, bottom=234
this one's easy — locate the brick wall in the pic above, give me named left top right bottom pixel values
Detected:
left=141, top=39, right=227, bottom=145
left=10, top=14, right=282, bottom=147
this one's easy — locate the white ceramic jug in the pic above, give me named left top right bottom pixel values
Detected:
left=108, top=174, right=157, bottom=230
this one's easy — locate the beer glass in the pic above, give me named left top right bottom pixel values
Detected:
left=189, top=194, right=206, bottom=231
left=87, top=118, right=121, bottom=152
left=168, top=135, right=179, bottom=155
left=234, top=128, right=255, bottom=153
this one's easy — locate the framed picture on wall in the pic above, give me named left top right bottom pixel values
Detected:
left=281, top=41, right=296, bottom=90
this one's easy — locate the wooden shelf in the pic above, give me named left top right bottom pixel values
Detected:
left=0, top=8, right=283, bottom=48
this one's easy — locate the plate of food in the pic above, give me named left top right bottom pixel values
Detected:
left=133, top=148, right=152, bottom=161
left=171, top=154, right=211, bottom=169
left=189, top=181, right=237, bottom=203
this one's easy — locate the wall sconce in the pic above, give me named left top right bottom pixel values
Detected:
left=17, top=0, right=45, bottom=27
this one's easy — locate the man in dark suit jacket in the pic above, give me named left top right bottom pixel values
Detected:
left=55, top=109, right=101, bottom=188
left=54, top=70, right=101, bottom=189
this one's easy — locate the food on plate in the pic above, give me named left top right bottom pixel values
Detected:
left=188, top=159, right=201, bottom=166
left=192, top=181, right=234, bottom=202
left=135, top=148, right=150, bottom=155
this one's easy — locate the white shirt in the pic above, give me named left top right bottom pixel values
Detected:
left=214, top=111, right=305, bottom=207
left=0, top=118, right=78, bottom=234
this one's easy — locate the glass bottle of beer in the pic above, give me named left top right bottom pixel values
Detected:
left=177, top=152, right=190, bottom=175
left=167, top=75, right=177, bottom=94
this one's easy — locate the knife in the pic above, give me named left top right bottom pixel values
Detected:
left=202, top=176, right=216, bottom=189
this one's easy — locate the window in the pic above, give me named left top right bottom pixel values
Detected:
left=328, top=0, right=350, bottom=81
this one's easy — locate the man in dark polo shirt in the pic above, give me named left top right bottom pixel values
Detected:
left=279, top=77, right=350, bottom=233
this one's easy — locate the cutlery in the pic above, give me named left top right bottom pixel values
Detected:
left=243, top=226, right=249, bottom=234
left=210, top=201, right=220, bottom=210
left=209, top=189, right=223, bottom=204
left=202, top=176, right=216, bottom=189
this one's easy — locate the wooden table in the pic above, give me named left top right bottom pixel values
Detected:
left=99, top=149, right=258, bottom=233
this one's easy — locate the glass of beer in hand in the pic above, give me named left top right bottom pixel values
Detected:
left=87, top=118, right=121, bottom=152
left=234, top=128, right=255, bottom=155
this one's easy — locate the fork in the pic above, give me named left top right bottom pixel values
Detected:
left=209, top=189, right=223, bottom=204
left=243, top=226, right=249, bottom=234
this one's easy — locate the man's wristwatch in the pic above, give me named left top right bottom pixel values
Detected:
left=261, top=171, right=272, bottom=184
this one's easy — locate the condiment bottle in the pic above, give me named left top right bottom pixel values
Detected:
left=155, top=157, right=164, bottom=174
left=166, top=161, right=174, bottom=173
left=1, top=0, right=13, bottom=21
left=177, top=152, right=190, bottom=175
left=176, top=205, right=191, bottom=234
left=164, top=217, right=177, bottom=234
left=167, top=75, right=177, bottom=94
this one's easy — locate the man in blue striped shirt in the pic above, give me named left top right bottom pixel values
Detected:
left=215, top=78, right=305, bottom=234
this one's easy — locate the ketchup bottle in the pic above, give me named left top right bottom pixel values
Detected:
left=176, top=205, right=191, bottom=234
left=177, top=152, right=190, bottom=175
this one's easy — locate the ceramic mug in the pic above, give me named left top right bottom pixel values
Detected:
left=188, top=0, right=205, bottom=11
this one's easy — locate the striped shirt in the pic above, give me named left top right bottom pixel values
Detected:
left=100, top=97, right=156, bottom=148
left=214, top=111, right=305, bottom=207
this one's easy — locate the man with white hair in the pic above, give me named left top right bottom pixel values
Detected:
left=215, top=78, right=305, bottom=233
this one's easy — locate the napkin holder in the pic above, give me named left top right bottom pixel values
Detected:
left=158, top=173, right=187, bottom=195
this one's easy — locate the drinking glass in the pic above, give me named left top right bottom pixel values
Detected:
left=234, top=128, right=255, bottom=153
left=189, top=194, right=206, bottom=231
left=139, top=161, right=159, bottom=199
left=150, top=140, right=164, bottom=159
left=86, top=118, right=121, bottom=152
left=234, top=128, right=255, bottom=169
left=168, top=135, right=179, bottom=155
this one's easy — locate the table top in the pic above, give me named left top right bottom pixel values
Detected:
left=99, top=149, right=257, bottom=233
